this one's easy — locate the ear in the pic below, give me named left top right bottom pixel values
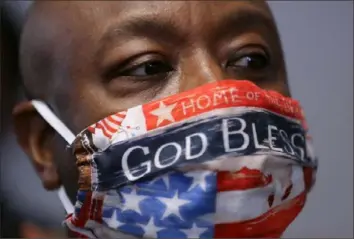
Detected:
left=13, top=101, right=61, bottom=190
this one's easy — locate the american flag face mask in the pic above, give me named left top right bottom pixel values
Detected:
left=32, top=80, right=318, bottom=238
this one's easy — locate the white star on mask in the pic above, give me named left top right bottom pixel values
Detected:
left=139, top=217, right=164, bottom=238
left=184, top=170, right=211, bottom=192
left=158, top=191, right=190, bottom=220
left=149, top=172, right=171, bottom=190
left=180, top=223, right=208, bottom=237
left=149, top=101, right=177, bottom=126
left=103, top=209, right=125, bottom=230
left=121, top=187, right=147, bottom=215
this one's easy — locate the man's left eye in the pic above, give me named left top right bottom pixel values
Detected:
left=227, top=53, right=269, bottom=70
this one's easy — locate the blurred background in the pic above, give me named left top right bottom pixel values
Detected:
left=1, top=1, right=353, bottom=238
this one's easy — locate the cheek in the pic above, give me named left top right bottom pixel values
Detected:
left=260, top=83, right=290, bottom=98
left=273, top=77, right=290, bottom=97
left=60, top=84, right=113, bottom=134
left=260, top=68, right=289, bottom=97
left=274, top=61, right=290, bottom=97
left=75, top=78, right=180, bottom=130
left=150, top=77, right=180, bottom=101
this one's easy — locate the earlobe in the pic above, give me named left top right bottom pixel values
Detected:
left=13, top=101, right=61, bottom=190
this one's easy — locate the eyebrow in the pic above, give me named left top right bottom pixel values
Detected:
left=100, top=15, right=187, bottom=47
left=211, top=8, right=279, bottom=44
left=98, top=7, right=278, bottom=55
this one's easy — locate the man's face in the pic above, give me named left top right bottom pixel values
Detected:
left=16, top=1, right=288, bottom=202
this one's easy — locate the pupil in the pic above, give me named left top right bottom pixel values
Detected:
left=145, top=61, right=167, bottom=75
left=247, top=55, right=267, bottom=69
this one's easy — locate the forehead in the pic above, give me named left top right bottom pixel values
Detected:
left=66, top=1, right=271, bottom=22
left=46, top=1, right=274, bottom=49
left=45, top=0, right=276, bottom=74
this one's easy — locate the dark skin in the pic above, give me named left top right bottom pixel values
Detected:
left=14, top=1, right=290, bottom=212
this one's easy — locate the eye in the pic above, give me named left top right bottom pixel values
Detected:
left=227, top=52, right=270, bottom=70
left=120, top=60, right=173, bottom=77
left=102, top=53, right=174, bottom=98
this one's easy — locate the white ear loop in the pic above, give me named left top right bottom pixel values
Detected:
left=31, top=100, right=75, bottom=215
left=31, top=100, right=76, bottom=144
left=58, top=186, right=75, bottom=215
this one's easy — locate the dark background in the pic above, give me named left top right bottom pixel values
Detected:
left=1, top=2, right=22, bottom=237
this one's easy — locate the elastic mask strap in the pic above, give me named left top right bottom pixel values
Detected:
left=58, top=186, right=75, bottom=215
left=31, top=100, right=75, bottom=215
left=31, top=100, right=76, bottom=144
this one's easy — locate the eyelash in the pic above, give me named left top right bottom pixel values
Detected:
left=108, top=48, right=271, bottom=81
left=120, top=59, right=174, bottom=78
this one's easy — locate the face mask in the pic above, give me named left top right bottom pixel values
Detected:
left=32, top=80, right=317, bottom=238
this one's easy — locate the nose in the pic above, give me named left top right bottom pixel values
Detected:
left=179, top=49, right=225, bottom=92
